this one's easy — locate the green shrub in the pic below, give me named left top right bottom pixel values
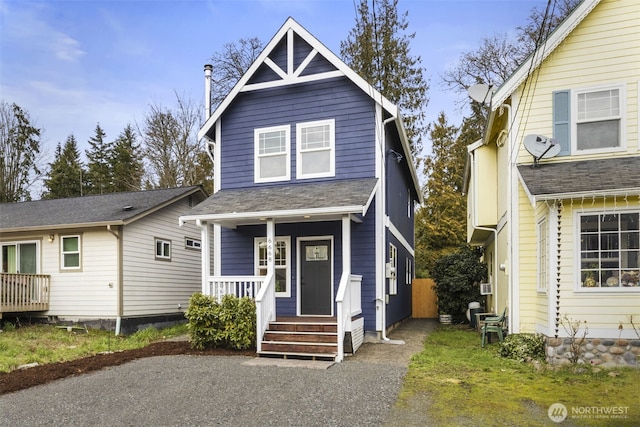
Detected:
left=499, top=333, right=546, bottom=362
left=185, top=293, right=256, bottom=350
left=431, top=245, right=487, bottom=321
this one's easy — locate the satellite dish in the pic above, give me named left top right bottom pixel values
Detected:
left=467, top=84, right=494, bottom=105
left=523, top=134, right=560, bottom=167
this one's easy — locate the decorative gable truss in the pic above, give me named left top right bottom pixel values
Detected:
left=243, top=29, right=342, bottom=92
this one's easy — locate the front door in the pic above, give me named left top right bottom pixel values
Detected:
left=300, top=239, right=332, bottom=316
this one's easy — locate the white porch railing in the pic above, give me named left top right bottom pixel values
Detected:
left=255, top=271, right=276, bottom=354
left=206, top=276, right=264, bottom=300
left=0, top=273, right=51, bottom=317
left=335, top=273, right=362, bottom=362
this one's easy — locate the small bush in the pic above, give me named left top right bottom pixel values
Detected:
left=499, top=333, right=546, bottom=362
left=185, top=293, right=256, bottom=350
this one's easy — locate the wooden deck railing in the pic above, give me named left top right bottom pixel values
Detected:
left=0, top=273, right=51, bottom=317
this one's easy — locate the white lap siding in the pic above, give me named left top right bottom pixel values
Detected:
left=121, top=200, right=202, bottom=317
left=44, top=229, right=119, bottom=319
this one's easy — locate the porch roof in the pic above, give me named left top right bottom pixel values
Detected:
left=517, top=156, right=640, bottom=203
left=180, top=178, right=378, bottom=228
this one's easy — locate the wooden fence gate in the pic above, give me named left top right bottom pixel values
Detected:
left=412, top=278, right=438, bottom=318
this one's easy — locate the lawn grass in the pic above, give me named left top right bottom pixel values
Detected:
left=0, top=322, right=187, bottom=373
left=397, top=325, right=640, bottom=426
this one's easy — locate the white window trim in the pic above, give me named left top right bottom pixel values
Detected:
left=155, top=238, right=171, bottom=261
left=570, top=83, right=626, bottom=154
left=295, top=119, right=335, bottom=179
left=1, top=240, right=40, bottom=274
left=255, top=236, right=291, bottom=298
left=60, top=235, right=82, bottom=270
left=573, top=208, right=640, bottom=293
left=185, top=237, right=201, bottom=250
left=254, top=124, right=290, bottom=183
left=537, top=217, right=548, bottom=293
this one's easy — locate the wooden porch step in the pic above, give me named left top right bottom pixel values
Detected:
left=263, top=331, right=337, bottom=343
left=259, top=318, right=339, bottom=360
left=260, top=340, right=338, bottom=355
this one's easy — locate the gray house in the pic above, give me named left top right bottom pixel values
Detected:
left=0, top=186, right=207, bottom=333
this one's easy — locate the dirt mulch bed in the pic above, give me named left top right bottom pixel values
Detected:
left=0, top=341, right=255, bottom=396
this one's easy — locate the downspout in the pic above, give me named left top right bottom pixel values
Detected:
left=107, top=225, right=123, bottom=336
left=378, top=115, right=396, bottom=342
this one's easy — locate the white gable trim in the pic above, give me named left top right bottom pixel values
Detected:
left=198, top=17, right=398, bottom=142
left=491, top=0, right=601, bottom=110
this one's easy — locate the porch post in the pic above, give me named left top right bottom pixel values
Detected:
left=198, top=220, right=210, bottom=295
left=266, top=219, right=275, bottom=275
left=342, top=215, right=351, bottom=274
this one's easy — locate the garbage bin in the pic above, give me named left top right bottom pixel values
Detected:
left=467, top=302, right=482, bottom=329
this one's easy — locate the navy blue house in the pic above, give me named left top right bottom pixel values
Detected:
left=180, top=18, right=422, bottom=361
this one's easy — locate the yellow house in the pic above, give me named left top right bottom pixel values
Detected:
left=466, top=0, right=640, bottom=366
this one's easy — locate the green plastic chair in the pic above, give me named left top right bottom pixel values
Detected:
left=481, top=307, right=508, bottom=347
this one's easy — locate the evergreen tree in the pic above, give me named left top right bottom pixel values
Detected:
left=85, top=124, right=113, bottom=195
left=0, top=101, right=42, bottom=202
left=341, top=0, right=428, bottom=163
left=415, top=112, right=467, bottom=276
left=43, top=135, right=85, bottom=199
left=111, top=124, right=143, bottom=192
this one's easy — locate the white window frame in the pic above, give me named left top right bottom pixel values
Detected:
left=155, top=238, right=171, bottom=261
left=537, top=217, right=548, bottom=293
left=296, top=119, right=335, bottom=179
left=255, top=236, right=291, bottom=298
left=254, top=124, right=290, bottom=183
left=574, top=209, right=640, bottom=292
left=1, top=241, right=40, bottom=274
left=185, top=237, right=201, bottom=250
left=406, top=257, right=412, bottom=286
left=571, top=84, right=626, bottom=154
left=389, top=243, right=398, bottom=295
left=61, top=235, right=82, bottom=270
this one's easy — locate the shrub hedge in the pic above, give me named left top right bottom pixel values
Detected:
left=185, top=293, right=256, bottom=350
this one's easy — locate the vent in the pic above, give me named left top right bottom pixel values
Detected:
left=122, top=205, right=133, bottom=211
left=480, top=283, right=492, bottom=295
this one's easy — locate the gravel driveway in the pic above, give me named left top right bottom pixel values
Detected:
left=0, top=319, right=437, bottom=427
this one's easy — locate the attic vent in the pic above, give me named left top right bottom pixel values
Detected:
left=480, top=283, right=493, bottom=295
left=122, top=205, right=134, bottom=211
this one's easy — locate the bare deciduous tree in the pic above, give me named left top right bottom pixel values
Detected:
left=209, top=37, right=264, bottom=108
left=0, top=101, right=42, bottom=202
left=140, top=93, right=211, bottom=189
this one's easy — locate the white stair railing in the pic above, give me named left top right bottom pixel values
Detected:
left=255, top=271, right=275, bottom=353
left=206, top=276, right=264, bottom=300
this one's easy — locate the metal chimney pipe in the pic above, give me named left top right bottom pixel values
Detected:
left=204, top=64, right=213, bottom=120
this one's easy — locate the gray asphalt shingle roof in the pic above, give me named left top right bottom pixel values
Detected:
left=0, top=186, right=203, bottom=231
left=517, top=156, right=640, bottom=198
left=186, top=178, right=378, bottom=217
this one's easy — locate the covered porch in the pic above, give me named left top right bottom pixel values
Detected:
left=180, top=178, right=378, bottom=361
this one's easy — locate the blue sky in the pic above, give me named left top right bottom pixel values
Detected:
left=1, top=0, right=546, bottom=163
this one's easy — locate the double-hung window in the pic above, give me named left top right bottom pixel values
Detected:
left=255, top=125, right=290, bottom=183
left=575, top=87, right=622, bottom=151
left=61, top=235, right=81, bottom=270
left=296, top=119, right=335, bottom=179
left=578, top=212, right=639, bottom=289
left=255, top=237, right=290, bottom=297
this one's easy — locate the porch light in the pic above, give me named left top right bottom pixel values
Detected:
left=48, top=234, right=55, bottom=243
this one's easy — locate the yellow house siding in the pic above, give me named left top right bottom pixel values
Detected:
left=512, top=0, right=639, bottom=165
left=516, top=184, right=538, bottom=333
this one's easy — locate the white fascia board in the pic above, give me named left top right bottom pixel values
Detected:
left=385, top=216, right=414, bottom=256
left=491, top=0, right=601, bottom=110
left=532, top=187, right=640, bottom=205
left=180, top=205, right=367, bottom=225
left=394, top=113, right=423, bottom=204
left=1, top=221, right=123, bottom=234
